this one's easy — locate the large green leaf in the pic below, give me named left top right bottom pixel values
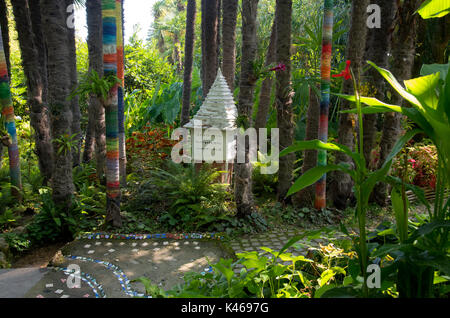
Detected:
left=360, top=129, right=423, bottom=206
left=417, top=0, right=450, bottom=19
left=335, top=93, right=401, bottom=110
left=367, top=61, right=424, bottom=112
left=438, top=64, right=450, bottom=129
left=385, top=176, right=432, bottom=214
left=286, top=164, right=351, bottom=197
left=339, top=96, right=434, bottom=139
left=391, top=186, right=409, bottom=243
left=280, top=140, right=363, bottom=169
left=420, top=63, right=449, bottom=81
left=404, top=73, right=440, bottom=110
left=383, top=129, right=423, bottom=165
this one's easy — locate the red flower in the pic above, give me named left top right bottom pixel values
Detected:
left=333, top=60, right=352, bottom=80
left=270, top=63, right=286, bottom=72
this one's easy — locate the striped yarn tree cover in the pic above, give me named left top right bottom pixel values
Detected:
left=116, top=0, right=126, bottom=186
left=0, top=24, right=21, bottom=197
left=102, top=0, right=121, bottom=225
left=315, top=0, right=333, bottom=210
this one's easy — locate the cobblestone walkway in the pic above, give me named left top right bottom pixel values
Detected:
left=2, top=229, right=346, bottom=298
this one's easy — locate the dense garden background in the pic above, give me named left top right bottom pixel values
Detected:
left=0, top=0, right=449, bottom=298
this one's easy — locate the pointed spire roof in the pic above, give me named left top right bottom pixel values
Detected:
left=184, top=69, right=237, bottom=130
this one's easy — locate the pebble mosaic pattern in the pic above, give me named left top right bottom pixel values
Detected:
left=27, top=230, right=345, bottom=298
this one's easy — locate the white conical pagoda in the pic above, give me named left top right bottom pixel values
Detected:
left=183, top=69, right=237, bottom=183
left=184, top=69, right=237, bottom=130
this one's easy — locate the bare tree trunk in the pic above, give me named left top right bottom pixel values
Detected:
left=87, top=0, right=105, bottom=180
left=255, top=18, right=276, bottom=131
left=201, top=0, right=218, bottom=97
left=181, top=0, right=196, bottom=126
left=373, top=0, right=421, bottom=206
left=40, top=0, right=75, bottom=211
left=11, top=0, right=54, bottom=185
left=293, top=86, right=319, bottom=207
left=221, top=0, right=238, bottom=91
left=331, top=0, right=369, bottom=209
left=235, top=0, right=259, bottom=218
left=275, top=0, right=295, bottom=204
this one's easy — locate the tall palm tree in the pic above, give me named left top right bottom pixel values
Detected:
left=235, top=0, right=259, bottom=218
left=201, top=0, right=219, bottom=97
left=221, top=0, right=238, bottom=91
left=362, top=0, right=397, bottom=167
left=275, top=0, right=295, bottom=203
left=11, top=0, right=54, bottom=184
left=293, top=86, right=319, bottom=207
left=29, top=0, right=47, bottom=99
left=85, top=0, right=106, bottom=179
left=102, top=0, right=121, bottom=227
left=40, top=0, right=75, bottom=210
left=180, top=0, right=196, bottom=126
left=331, top=0, right=369, bottom=209
left=373, top=0, right=422, bottom=205
left=65, top=0, right=82, bottom=168
left=254, top=18, right=276, bottom=131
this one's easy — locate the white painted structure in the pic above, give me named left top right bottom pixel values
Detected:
left=183, top=69, right=237, bottom=183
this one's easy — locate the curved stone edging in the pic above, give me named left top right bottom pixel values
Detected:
left=77, top=232, right=225, bottom=241
left=66, top=255, right=151, bottom=298
left=55, top=265, right=106, bottom=298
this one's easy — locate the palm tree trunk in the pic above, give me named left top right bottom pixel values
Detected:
left=11, top=0, right=54, bottom=185
left=254, top=18, right=276, bottom=131
left=293, top=86, right=319, bottom=207
left=0, top=0, right=10, bottom=80
left=181, top=0, right=196, bottom=126
left=235, top=0, right=259, bottom=218
left=65, top=0, right=81, bottom=168
left=331, top=0, right=369, bottom=209
left=373, top=0, right=422, bottom=206
left=29, top=0, right=48, bottom=101
left=102, top=0, right=121, bottom=227
left=362, top=0, right=397, bottom=167
left=86, top=0, right=106, bottom=180
left=221, top=0, right=238, bottom=91
left=201, top=0, right=218, bottom=97
left=275, top=0, right=295, bottom=203
left=82, top=114, right=95, bottom=163
left=40, top=0, right=74, bottom=210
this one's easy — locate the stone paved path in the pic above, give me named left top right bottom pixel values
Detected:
left=2, top=229, right=346, bottom=298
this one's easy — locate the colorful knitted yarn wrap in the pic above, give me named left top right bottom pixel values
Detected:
left=102, top=0, right=120, bottom=199
left=116, top=0, right=126, bottom=185
left=0, top=25, right=21, bottom=192
left=315, top=0, right=333, bottom=210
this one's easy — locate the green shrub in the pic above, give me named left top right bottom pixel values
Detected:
left=129, top=162, right=234, bottom=232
